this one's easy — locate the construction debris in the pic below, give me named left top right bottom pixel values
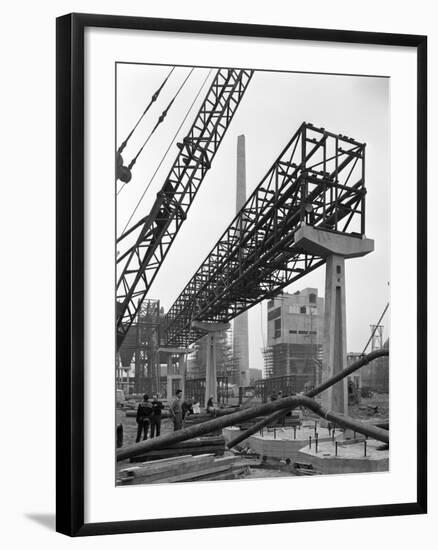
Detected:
left=118, top=454, right=252, bottom=485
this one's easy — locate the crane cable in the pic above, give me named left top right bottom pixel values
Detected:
left=117, top=68, right=195, bottom=192
left=117, top=66, right=175, bottom=155
left=120, top=69, right=213, bottom=233
left=127, top=68, right=194, bottom=169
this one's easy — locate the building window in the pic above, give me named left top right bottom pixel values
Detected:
left=274, top=319, right=281, bottom=338
left=309, top=293, right=316, bottom=304
left=298, top=330, right=308, bottom=334
left=289, top=330, right=297, bottom=334
left=336, top=265, right=342, bottom=274
left=268, top=306, right=281, bottom=321
left=268, top=299, right=275, bottom=309
left=300, top=306, right=307, bottom=314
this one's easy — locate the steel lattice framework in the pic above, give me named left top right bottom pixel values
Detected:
left=165, top=123, right=366, bottom=347
left=118, top=299, right=161, bottom=392
left=116, top=68, right=254, bottom=348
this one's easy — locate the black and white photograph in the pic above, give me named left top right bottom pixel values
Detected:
left=0, top=0, right=432, bottom=544
left=115, top=63, right=390, bottom=485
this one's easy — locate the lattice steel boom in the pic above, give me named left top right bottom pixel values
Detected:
left=165, top=123, right=366, bottom=347
left=116, top=68, right=254, bottom=348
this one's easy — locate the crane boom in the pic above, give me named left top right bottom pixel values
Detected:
left=116, top=68, right=254, bottom=349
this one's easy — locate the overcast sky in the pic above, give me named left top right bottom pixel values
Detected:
left=116, top=64, right=390, bottom=373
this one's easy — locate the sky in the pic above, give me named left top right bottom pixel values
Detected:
left=116, top=64, right=390, bottom=373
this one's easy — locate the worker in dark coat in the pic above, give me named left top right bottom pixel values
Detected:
left=206, top=395, right=215, bottom=410
left=170, top=389, right=183, bottom=431
left=150, top=394, right=164, bottom=438
left=182, top=397, right=195, bottom=420
left=116, top=153, right=132, bottom=183
left=135, top=394, right=153, bottom=442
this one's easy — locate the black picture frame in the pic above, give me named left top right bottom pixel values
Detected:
left=56, top=12, right=427, bottom=537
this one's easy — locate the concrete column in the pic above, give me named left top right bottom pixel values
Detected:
left=154, top=352, right=160, bottom=395
left=178, top=353, right=186, bottom=398
left=167, top=354, right=173, bottom=376
left=205, top=332, right=217, bottom=406
left=322, top=254, right=348, bottom=415
left=191, top=321, right=231, bottom=407
left=294, top=224, right=374, bottom=416
left=157, top=347, right=189, bottom=399
left=234, top=134, right=250, bottom=388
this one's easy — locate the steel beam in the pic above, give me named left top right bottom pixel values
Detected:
left=165, top=123, right=366, bottom=347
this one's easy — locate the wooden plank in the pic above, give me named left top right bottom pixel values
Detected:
left=120, top=454, right=215, bottom=480
left=213, top=456, right=248, bottom=467
left=136, top=454, right=193, bottom=466
left=129, top=445, right=225, bottom=462
left=120, top=454, right=193, bottom=473
left=119, top=458, right=255, bottom=485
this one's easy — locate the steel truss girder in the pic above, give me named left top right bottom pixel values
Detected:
left=116, top=68, right=254, bottom=348
left=165, top=123, right=366, bottom=347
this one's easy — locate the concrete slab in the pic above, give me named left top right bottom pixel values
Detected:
left=294, top=224, right=374, bottom=259
left=296, top=439, right=389, bottom=474
left=224, top=422, right=343, bottom=461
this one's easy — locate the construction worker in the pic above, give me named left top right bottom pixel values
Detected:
left=135, top=394, right=153, bottom=442
left=150, top=394, right=164, bottom=438
left=169, top=389, right=183, bottom=431
left=182, top=396, right=195, bottom=421
left=116, top=153, right=132, bottom=183
left=206, top=395, right=215, bottom=413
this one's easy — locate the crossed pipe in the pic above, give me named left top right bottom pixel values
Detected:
left=117, top=349, right=389, bottom=461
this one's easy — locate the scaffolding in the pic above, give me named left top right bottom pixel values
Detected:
left=185, top=376, right=230, bottom=407
left=255, top=374, right=311, bottom=403
left=118, top=299, right=162, bottom=394
left=262, top=343, right=322, bottom=390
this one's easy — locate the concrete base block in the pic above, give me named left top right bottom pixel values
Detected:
left=296, top=439, right=389, bottom=475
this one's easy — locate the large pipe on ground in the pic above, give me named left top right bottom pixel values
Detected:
left=117, top=349, right=388, bottom=461
left=227, top=348, right=389, bottom=449
left=117, top=394, right=388, bottom=461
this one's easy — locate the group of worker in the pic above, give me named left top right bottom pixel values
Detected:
left=135, top=394, right=164, bottom=443
left=135, top=390, right=200, bottom=442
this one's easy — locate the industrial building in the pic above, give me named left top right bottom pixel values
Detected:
left=263, top=288, right=324, bottom=393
